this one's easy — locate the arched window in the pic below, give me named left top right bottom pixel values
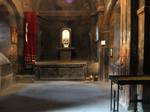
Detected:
left=96, top=24, right=99, bottom=41
left=62, top=28, right=71, bottom=48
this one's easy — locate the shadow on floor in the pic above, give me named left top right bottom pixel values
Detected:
left=0, top=94, right=109, bottom=112
left=0, top=81, right=128, bottom=112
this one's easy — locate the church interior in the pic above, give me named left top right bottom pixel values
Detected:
left=0, top=0, right=150, bottom=112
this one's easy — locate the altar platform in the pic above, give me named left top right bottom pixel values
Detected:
left=35, top=61, right=87, bottom=80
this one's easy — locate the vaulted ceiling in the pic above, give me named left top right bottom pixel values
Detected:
left=10, top=0, right=105, bottom=16
left=36, top=0, right=96, bottom=11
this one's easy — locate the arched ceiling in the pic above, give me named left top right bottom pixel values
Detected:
left=8, top=0, right=105, bottom=16
left=36, top=0, right=96, bottom=11
left=1, top=0, right=106, bottom=23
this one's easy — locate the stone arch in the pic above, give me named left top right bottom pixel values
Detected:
left=0, top=0, right=19, bottom=26
left=103, top=0, right=117, bottom=30
left=0, top=0, right=21, bottom=73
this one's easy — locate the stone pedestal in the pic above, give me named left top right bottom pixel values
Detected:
left=60, top=50, right=71, bottom=60
left=58, top=47, right=75, bottom=60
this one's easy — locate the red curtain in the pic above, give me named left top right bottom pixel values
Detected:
left=24, top=12, right=37, bottom=64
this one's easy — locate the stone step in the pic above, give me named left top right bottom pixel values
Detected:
left=39, top=77, right=84, bottom=81
left=15, top=75, right=35, bottom=83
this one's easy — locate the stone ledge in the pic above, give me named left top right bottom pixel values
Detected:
left=15, top=75, right=35, bottom=83
left=35, top=61, right=87, bottom=80
left=39, top=78, right=84, bottom=81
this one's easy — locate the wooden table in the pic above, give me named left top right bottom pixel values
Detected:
left=109, top=75, right=150, bottom=112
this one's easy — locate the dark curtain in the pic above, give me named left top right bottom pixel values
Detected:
left=24, top=12, right=37, bottom=64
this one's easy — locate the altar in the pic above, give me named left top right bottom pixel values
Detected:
left=35, top=61, right=87, bottom=80
left=35, top=28, right=89, bottom=80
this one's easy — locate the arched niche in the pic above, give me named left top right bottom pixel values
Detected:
left=61, top=28, right=71, bottom=48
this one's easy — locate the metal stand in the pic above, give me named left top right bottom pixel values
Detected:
left=110, top=81, right=120, bottom=112
left=130, top=94, right=142, bottom=112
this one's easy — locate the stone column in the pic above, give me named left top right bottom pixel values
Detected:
left=96, top=0, right=104, bottom=79
left=17, top=18, right=25, bottom=74
left=89, top=15, right=97, bottom=61
left=129, top=0, right=139, bottom=110
left=101, top=0, right=117, bottom=81
left=137, top=3, right=144, bottom=75
left=138, top=1, right=150, bottom=111
left=119, top=0, right=131, bottom=109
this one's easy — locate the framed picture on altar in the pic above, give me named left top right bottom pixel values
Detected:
left=10, top=26, right=18, bottom=44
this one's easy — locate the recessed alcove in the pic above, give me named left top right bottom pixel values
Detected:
left=36, top=18, right=91, bottom=79
left=36, top=3, right=94, bottom=79
left=37, top=19, right=91, bottom=61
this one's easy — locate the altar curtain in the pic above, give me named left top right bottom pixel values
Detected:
left=24, top=12, right=37, bottom=64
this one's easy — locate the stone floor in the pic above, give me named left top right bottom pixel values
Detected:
left=0, top=81, right=127, bottom=112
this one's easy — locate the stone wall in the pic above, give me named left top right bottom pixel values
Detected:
left=0, top=5, right=11, bottom=58
left=0, top=0, right=19, bottom=75
left=0, top=53, right=13, bottom=90
left=100, top=0, right=131, bottom=110
left=38, top=19, right=92, bottom=61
